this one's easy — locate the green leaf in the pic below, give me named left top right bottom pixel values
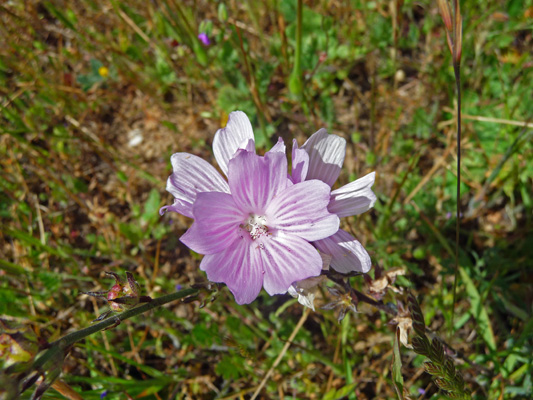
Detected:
left=190, top=323, right=217, bottom=347
left=155, top=50, right=176, bottom=85
left=89, top=58, right=104, bottom=74
left=37, top=271, right=62, bottom=293
left=0, top=259, right=28, bottom=276
left=191, top=39, right=208, bottom=66
left=142, top=189, right=161, bottom=224
left=502, top=318, right=533, bottom=378
left=459, top=267, right=496, bottom=351
left=117, top=171, right=128, bottom=183
left=76, top=73, right=102, bottom=92
left=391, top=327, right=405, bottom=399
left=161, top=120, right=178, bottom=132
left=43, top=1, right=77, bottom=31
left=334, top=383, right=357, bottom=399
left=323, top=383, right=357, bottom=400
left=119, top=222, right=142, bottom=245
left=4, top=227, right=71, bottom=259
left=215, top=355, right=246, bottom=380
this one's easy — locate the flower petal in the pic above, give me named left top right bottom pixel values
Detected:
left=213, top=111, right=255, bottom=176
left=241, top=138, right=255, bottom=153
left=200, top=238, right=264, bottom=304
left=288, top=285, right=318, bottom=311
left=328, top=172, right=377, bottom=218
left=228, top=150, right=289, bottom=214
left=269, top=137, right=286, bottom=153
left=266, top=180, right=339, bottom=241
left=313, top=229, right=371, bottom=273
left=291, top=139, right=309, bottom=184
left=159, top=199, right=186, bottom=216
left=164, top=153, right=229, bottom=218
left=260, top=233, right=323, bottom=295
left=302, top=128, right=346, bottom=187
left=180, top=192, right=245, bottom=254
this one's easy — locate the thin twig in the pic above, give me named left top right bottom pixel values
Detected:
left=250, top=307, right=310, bottom=400
left=403, top=131, right=453, bottom=204
left=438, top=109, right=533, bottom=129
left=235, top=25, right=271, bottom=123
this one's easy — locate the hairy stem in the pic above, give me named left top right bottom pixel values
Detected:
left=31, top=288, right=198, bottom=372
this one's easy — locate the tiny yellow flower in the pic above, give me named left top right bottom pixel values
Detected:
left=98, top=66, right=109, bottom=78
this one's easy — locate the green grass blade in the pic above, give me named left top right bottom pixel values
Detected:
left=459, top=267, right=496, bottom=351
left=391, top=327, right=405, bottom=399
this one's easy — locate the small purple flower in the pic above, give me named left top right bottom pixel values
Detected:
left=198, top=32, right=210, bottom=46
left=446, top=211, right=463, bottom=219
left=100, top=390, right=108, bottom=399
left=161, top=112, right=339, bottom=304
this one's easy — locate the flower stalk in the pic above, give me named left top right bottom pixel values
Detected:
left=19, top=288, right=198, bottom=398
left=438, top=0, right=463, bottom=331
left=288, top=0, right=303, bottom=97
left=36, top=288, right=196, bottom=368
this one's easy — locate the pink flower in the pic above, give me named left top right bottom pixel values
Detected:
left=161, top=112, right=340, bottom=304
left=291, top=129, right=376, bottom=274
left=288, top=253, right=331, bottom=310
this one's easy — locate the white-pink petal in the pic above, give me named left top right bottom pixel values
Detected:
left=260, top=233, right=323, bottom=296
left=180, top=220, right=238, bottom=255
left=165, top=153, right=229, bottom=218
left=288, top=285, right=318, bottom=311
left=180, top=191, right=246, bottom=254
left=291, top=139, right=309, bottom=184
left=269, top=137, right=286, bottom=153
left=213, top=111, right=256, bottom=176
left=228, top=150, right=289, bottom=214
left=159, top=199, right=187, bottom=216
left=328, top=172, right=377, bottom=218
left=313, top=229, right=372, bottom=273
left=266, top=180, right=339, bottom=241
left=302, top=128, right=346, bottom=187
left=200, top=238, right=264, bottom=304
left=241, top=138, right=255, bottom=153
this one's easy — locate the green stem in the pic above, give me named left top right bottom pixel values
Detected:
left=451, top=61, right=461, bottom=331
left=294, top=0, right=302, bottom=78
left=289, top=0, right=303, bottom=96
left=31, top=288, right=198, bottom=372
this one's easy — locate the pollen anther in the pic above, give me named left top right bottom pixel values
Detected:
left=245, top=214, right=268, bottom=240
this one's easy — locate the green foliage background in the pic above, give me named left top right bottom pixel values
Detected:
left=1, top=0, right=531, bottom=399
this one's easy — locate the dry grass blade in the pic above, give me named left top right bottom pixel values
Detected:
left=250, top=307, right=310, bottom=400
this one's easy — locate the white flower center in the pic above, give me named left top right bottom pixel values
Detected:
left=243, top=214, right=269, bottom=240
